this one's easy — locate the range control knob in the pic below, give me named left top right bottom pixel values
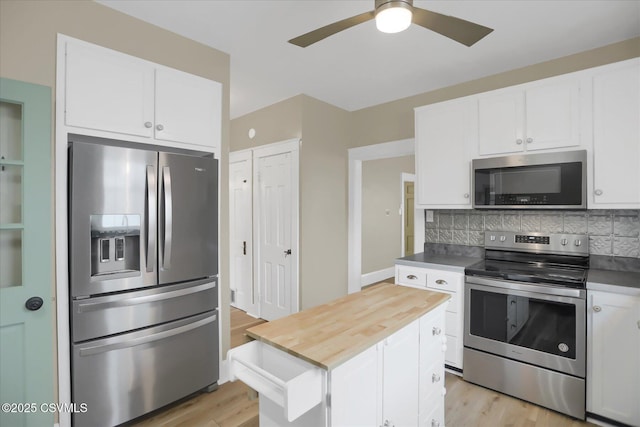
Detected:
left=500, top=235, right=507, bottom=242
left=490, top=235, right=496, bottom=241
left=574, top=239, right=582, bottom=247
left=561, top=238, right=568, bottom=246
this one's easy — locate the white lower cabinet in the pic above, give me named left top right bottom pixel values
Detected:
left=331, top=306, right=446, bottom=427
left=229, top=304, right=447, bottom=426
left=396, top=264, right=464, bottom=371
left=587, top=289, right=640, bottom=426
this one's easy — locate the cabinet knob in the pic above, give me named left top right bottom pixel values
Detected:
left=464, top=193, right=470, bottom=199
left=435, top=279, right=448, bottom=285
left=526, top=137, right=533, bottom=143
left=516, top=139, right=523, bottom=145
left=144, top=121, right=153, bottom=128
left=432, top=326, right=441, bottom=336
left=156, top=124, right=164, bottom=131
left=406, top=274, right=418, bottom=280
left=432, top=373, right=441, bottom=383
left=593, top=305, right=602, bottom=312
left=594, top=189, right=603, bottom=196
left=432, top=420, right=441, bottom=427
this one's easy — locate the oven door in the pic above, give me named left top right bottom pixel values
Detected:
left=464, top=276, right=586, bottom=377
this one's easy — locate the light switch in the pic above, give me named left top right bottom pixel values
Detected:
left=426, top=210, right=434, bottom=222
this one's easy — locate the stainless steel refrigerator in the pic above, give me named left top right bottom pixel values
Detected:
left=68, top=137, right=219, bottom=427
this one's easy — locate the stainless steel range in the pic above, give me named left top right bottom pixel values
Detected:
left=464, top=231, right=588, bottom=420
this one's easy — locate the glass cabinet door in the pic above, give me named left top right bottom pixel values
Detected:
left=0, top=99, right=24, bottom=288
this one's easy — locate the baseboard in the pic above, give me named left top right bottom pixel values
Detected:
left=360, top=267, right=395, bottom=287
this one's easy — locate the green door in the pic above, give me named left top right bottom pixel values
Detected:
left=0, top=78, right=54, bottom=427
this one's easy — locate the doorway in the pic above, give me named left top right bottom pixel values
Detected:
left=228, top=139, right=299, bottom=321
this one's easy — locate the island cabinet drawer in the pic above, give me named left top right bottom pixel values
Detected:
left=396, top=265, right=428, bottom=288
left=227, top=340, right=324, bottom=422
left=427, top=270, right=462, bottom=293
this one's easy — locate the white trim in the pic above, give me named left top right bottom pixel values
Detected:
left=361, top=267, right=396, bottom=287
left=400, top=173, right=415, bottom=257
left=55, top=34, right=72, bottom=427
left=252, top=138, right=301, bottom=317
left=218, top=359, right=230, bottom=385
left=348, top=139, right=415, bottom=294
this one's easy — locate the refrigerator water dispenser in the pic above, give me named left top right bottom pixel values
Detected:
left=90, top=214, right=141, bottom=278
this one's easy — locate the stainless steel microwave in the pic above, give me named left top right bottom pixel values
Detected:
left=472, top=150, right=587, bottom=209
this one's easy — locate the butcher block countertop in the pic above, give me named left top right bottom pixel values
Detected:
left=246, top=282, right=450, bottom=370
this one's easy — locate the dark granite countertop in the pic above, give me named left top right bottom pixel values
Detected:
left=587, top=269, right=640, bottom=295
left=396, top=252, right=482, bottom=273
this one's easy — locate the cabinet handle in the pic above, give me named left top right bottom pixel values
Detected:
left=432, top=373, right=441, bottom=383
left=156, top=124, right=164, bottom=131
left=432, top=326, right=441, bottom=336
left=464, top=193, right=470, bottom=199
left=516, top=139, right=523, bottom=145
left=144, top=121, right=153, bottom=128
left=526, top=137, right=533, bottom=143
left=593, top=305, right=602, bottom=312
left=432, top=420, right=440, bottom=427
left=637, top=320, right=639, bottom=330
left=435, top=279, right=448, bottom=285
left=406, top=274, right=418, bottom=280
left=594, top=189, right=603, bottom=196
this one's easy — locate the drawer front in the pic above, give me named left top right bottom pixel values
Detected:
left=420, top=306, right=446, bottom=350
left=420, top=358, right=446, bottom=410
left=396, top=265, right=427, bottom=288
left=427, top=270, right=462, bottom=293
left=421, top=398, right=445, bottom=427
left=445, top=311, right=459, bottom=336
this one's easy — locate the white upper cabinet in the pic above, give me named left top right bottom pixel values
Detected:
left=415, top=97, right=476, bottom=209
left=589, top=58, right=640, bottom=208
left=63, top=37, right=221, bottom=153
left=477, top=77, right=581, bottom=156
left=154, top=68, right=222, bottom=147
left=65, top=41, right=154, bottom=139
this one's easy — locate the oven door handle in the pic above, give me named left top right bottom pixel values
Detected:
left=465, top=275, right=586, bottom=299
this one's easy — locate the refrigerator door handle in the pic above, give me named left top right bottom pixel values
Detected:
left=146, top=165, right=157, bottom=272
left=77, top=313, right=216, bottom=357
left=162, top=165, right=173, bottom=269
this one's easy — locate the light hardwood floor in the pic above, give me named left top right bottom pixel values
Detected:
left=133, top=307, right=594, bottom=427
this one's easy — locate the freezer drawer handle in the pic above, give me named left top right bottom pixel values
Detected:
left=146, top=165, right=157, bottom=272
left=76, top=280, right=216, bottom=313
left=162, top=166, right=173, bottom=269
left=78, top=314, right=216, bottom=356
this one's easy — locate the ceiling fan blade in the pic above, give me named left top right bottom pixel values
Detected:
left=412, top=7, right=493, bottom=47
left=289, top=10, right=375, bottom=47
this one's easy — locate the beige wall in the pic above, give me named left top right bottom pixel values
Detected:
left=232, top=37, right=639, bottom=311
left=230, top=95, right=351, bottom=308
left=362, top=155, right=415, bottom=274
left=0, top=0, right=231, bottom=399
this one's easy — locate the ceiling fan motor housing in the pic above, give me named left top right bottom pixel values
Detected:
left=374, top=0, right=414, bottom=17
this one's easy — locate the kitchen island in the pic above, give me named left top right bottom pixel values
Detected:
left=227, top=283, right=450, bottom=426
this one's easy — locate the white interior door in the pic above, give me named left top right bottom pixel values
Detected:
left=254, top=140, right=299, bottom=321
left=229, top=150, right=255, bottom=315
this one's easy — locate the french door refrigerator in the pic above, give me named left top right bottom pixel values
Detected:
left=68, top=138, right=218, bottom=427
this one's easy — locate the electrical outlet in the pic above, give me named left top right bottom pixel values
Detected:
left=426, top=210, right=434, bottom=222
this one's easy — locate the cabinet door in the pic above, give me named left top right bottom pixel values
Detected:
left=415, top=99, right=475, bottom=208
left=155, top=68, right=222, bottom=149
left=477, top=89, right=524, bottom=155
left=330, top=344, right=379, bottom=427
left=383, top=320, right=420, bottom=427
left=591, top=59, right=640, bottom=208
left=588, top=290, right=640, bottom=426
left=524, top=79, right=580, bottom=152
left=65, top=41, right=154, bottom=138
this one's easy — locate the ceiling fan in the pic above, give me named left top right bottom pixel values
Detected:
left=288, top=0, right=493, bottom=48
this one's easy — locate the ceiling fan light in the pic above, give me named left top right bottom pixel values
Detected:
left=375, top=4, right=412, bottom=33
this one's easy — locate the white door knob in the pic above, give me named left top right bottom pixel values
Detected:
left=595, top=189, right=603, bottom=196
left=526, top=137, right=533, bottom=143
left=464, top=193, right=470, bottom=199
left=516, top=139, right=523, bottom=145
left=156, top=124, right=164, bottom=131
left=144, top=121, right=153, bottom=128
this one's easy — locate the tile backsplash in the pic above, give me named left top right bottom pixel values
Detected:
left=425, top=210, right=640, bottom=258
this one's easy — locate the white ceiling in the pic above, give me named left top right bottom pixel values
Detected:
left=97, top=0, right=640, bottom=119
